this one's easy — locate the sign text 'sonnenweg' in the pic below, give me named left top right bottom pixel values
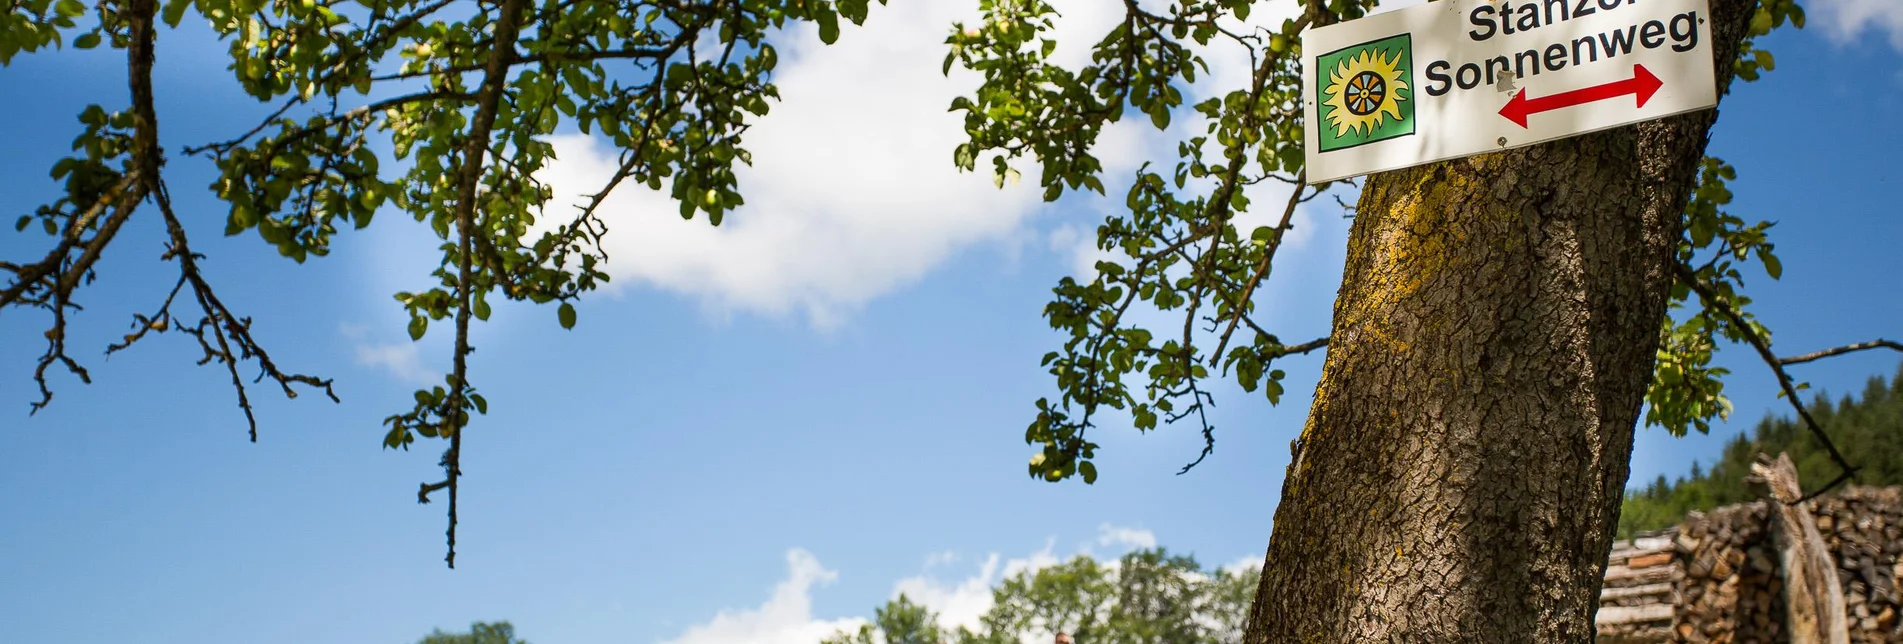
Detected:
left=1301, top=0, right=1717, bottom=183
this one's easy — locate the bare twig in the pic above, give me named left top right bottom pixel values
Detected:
left=1778, top=339, right=1903, bottom=367
left=1176, top=335, right=1327, bottom=475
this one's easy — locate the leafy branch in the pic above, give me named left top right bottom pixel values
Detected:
left=3, top=0, right=893, bottom=566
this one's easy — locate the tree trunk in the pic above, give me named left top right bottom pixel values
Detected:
left=1242, top=1, right=1758, bottom=640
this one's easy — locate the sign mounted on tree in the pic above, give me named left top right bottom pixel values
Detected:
left=1301, top=0, right=1717, bottom=183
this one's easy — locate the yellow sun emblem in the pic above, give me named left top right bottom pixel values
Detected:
left=1322, top=48, right=1410, bottom=139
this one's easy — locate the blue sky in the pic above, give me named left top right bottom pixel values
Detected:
left=2, top=0, right=1900, bottom=643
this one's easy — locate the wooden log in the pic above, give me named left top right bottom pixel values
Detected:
left=1606, top=564, right=1676, bottom=585
left=1679, top=532, right=1702, bottom=555
left=1752, top=452, right=1851, bottom=644
left=1610, top=539, right=1677, bottom=565
left=1601, top=582, right=1675, bottom=602
left=1630, top=552, right=1675, bottom=569
left=1598, top=603, right=1675, bottom=625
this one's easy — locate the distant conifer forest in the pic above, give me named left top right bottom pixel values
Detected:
left=1620, top=362, right=1903, bottom=538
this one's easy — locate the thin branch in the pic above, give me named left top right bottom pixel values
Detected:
left=1796, top=467, right=1857, bottom=505
left=143, top=0, right=337, bottom=440
left=1674, top=263, right=1858, bottom=501
left=0, top=172, right=142, bottom=312
left=1277, top=336, right=1329, bottom=357
left=185, top=90, right=474, bottom=158
left=1778, top=339, right=1902, bottom=367
left=1196, top=16, right=1309, bottom=232
left=1176, top=335, right=1327, bottom=475
left=419, top=0, right=528, bottom=569
left=182, top=0, right=462, bottom=156
left=418, top=479, right=449, bottom=504
left=1210, top=171, right=1306, bottom=368
left=368, top=45, right=678, bottom=82
left=151, top=178, right=340, bottom=440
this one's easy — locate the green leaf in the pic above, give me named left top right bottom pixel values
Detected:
left=408, top=316, right=427, bottom=340
left=1749, top=9, right=1773, bottom=35
left=1760, top=250, right=1782, bottom=280
left=162, top=0, right=191, bottom=28
left=558, top=302, right=576, bottom=329
left=54, top=0, right=84, bottom=18
left=817, top=9, right=840, bottom=45
left=1079, top=460, right=1097, bottom=484
left=73, top=32, right=100, bottom=49
left=471, top=394, right=488, bottom=415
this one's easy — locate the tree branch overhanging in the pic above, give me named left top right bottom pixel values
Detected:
left=1674, top=263, right=1859, bottom=502
left=8, top=0, right=336, bottom=435
left=412, top=0, right=529, bottom=569
left=1778, top=339, right=1903, bottom=367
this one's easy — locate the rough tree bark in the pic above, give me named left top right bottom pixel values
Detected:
left=1241, top=0, right=1759, bottom=640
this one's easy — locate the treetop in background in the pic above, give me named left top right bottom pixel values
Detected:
left=824, top=546, right=1260, bottom=644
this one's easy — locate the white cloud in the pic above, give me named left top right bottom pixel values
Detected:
left=923, top=551, right=961, bottom=569
left=1095, top=523, right=1158, bottom=551
left=892, top=553, right=1005, bottom=635
left=530, top=0, right=1345, bottom=328
left=1220, top=554, right=1264, bottom=576
left=1035, top=0, right=1331, bottom=290
left=537, top=0, right=1108, bottom=326
left=658, top=549, right=866, bottom=644
left=891, top=538, right=1062, bottom=636
left=338, top=323, right=434, bottom=385
left=1808, top=0, right=1903, bottom=50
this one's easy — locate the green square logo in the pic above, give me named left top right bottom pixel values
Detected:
left=1315, top=34, right=1415, bottom=152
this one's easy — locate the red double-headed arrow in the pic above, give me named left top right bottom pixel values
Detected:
left=1499, top=64, right=1662, bottom=128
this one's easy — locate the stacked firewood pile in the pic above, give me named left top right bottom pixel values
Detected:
left=1807, top=487, right=1903, bottom=640
left=1598, top=532, right=1680, bottom=643
left=1592, top=486, right=1903, bottom=643
left=1667, top=502, right=1784, bottom=644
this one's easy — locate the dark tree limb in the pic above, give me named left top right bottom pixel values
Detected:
left=9, top=0, right=335, bottom=438
left=1779, top=339, right=1903, bottom=367
left=1210, top=171, right=1308, bottom=368
left=416, top=0, right=529, bottom=569
left=1674, top=263, right=1859, bottom=502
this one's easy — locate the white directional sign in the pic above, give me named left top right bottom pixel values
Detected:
left=1301, top=0, right=1717, bottom=183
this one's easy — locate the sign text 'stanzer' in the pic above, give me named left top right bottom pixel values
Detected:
left=1422, top=0, right=1701, bottom=95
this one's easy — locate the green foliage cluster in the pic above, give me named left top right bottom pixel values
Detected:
left=950, top=0, right=1381, bottom=486
left=942, top=0, right=1811, bottom=485
left=1645, top=156, right=1782, bottom=437
left=824, top=594, right=946, bottom=644
left=825, top=547, right=1261, bottom=644
left=417, top=621, right=527, bottom=644
left=1620, top=362, right=1903, bottom=538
